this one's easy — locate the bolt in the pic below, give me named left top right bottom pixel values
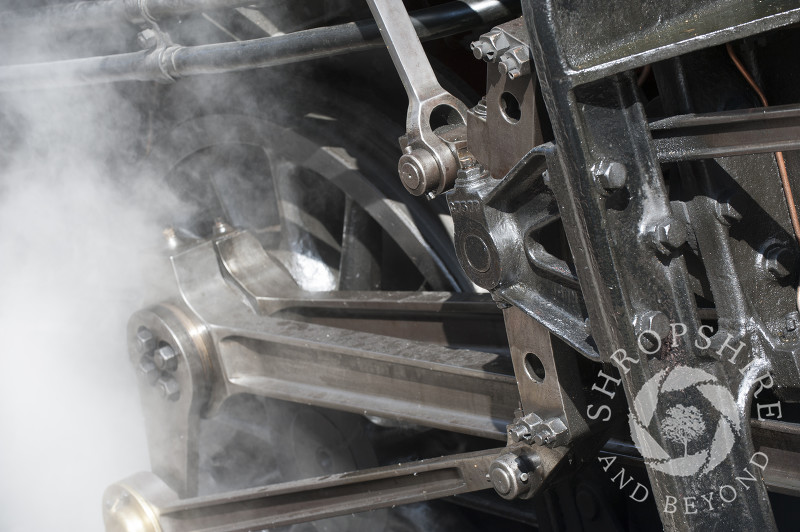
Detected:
left=398, top=148, right=440, bottom=196
left=785, top=311, right=799, bottom=332
left=473, top=99, right=488, bottom=117
left=649, top=217, right=687, bottom=255
left=492, top=293, right=511, bottom=309
left=635, top=311, right=670, bottom=352
left=764, top=244, right=795, bottom=280
left=213, top=218, right=232, bottom=236
left=714, top=198, right=742, bottom=226
left=457, top=165, right=488, bottom=182
left=163, top=227, right=181, bottom=250
left=137, top=29, right=158, bottom=50
left=508, top=423, right=529, bottom=443
left=592, top=160, right=627, bottom=193
left=532, top=427, right=552, bottom=446
left=498, top=46, right=531, bottom=80
left=157, top=376, right=181, bottom=402
left=136, top=328, right=155, bottom=355
left=153, top=345, right=179, bottom=371
left=470, top=29, right=504, bottom=62
left=471, top=41, right=493, bottom=60
left=137, top=357, right=159, bottom=385
left=635, top=311, right=670, bottom=339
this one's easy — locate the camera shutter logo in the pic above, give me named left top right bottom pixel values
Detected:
left=629, top=365, right=741, bottom=477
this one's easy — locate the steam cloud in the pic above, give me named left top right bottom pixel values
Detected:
left=0, top=78, right=166, bottom=529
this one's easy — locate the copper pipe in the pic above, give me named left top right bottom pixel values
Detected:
left=726, top=43, right=800, bottom=249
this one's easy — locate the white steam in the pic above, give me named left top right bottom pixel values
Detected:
left=0, top=84, right=167, bottom=530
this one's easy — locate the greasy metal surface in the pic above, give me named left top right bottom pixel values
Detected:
left=503, top=307, right=588, bottom=444
left=168, top=233, right=519, bottom=439
left=0, top=0, right=521, bottom=91
left=651, top=103, right=800, bottom=162
left=367, top=0, right=469, bottom=196
left=447, top=149, right=597, bottom=361
left=520, top=1, right=792, bottom=528
left=536, top=0, right=800, bottom=84
left=468, top=18, right=543, bottom=180
left=104, top=449, right=500, bottom=532
left=144, top=113, right=464, bottom=291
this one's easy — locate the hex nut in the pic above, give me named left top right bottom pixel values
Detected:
left=498, top=46, right=531, bottom=80
left=635, top=311, right=670, bottom=340
left=507, top=424, right=530, bottom=443
left=213, top=218, right=232, bottom=236
left=137, top=29, right=158, bottom=50
left=764, top=244, right=795, bottom=280
left=136, top=328, right=156, bottom=355
left=785, top=311, right=799, bottom=332
left=153, top=345, right=179, bottom=371
left=592, top=160, right=627, bottom=192
left=471, top=29, right=505, bottom=62
left=157, top=376, right=181, bottom=402
left=470, top=41, right=493, bottom=61
left=649, top=217, right=687, bottom=255
left=714, top=198, right=742, bottom=226
left=137, top=357, right=159, bottom=385
left=456, top=165, right=487, bottom=182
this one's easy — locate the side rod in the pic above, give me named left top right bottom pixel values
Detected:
left=103, top=449, right=501, bottom=532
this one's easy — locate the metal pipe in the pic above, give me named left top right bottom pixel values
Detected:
left=0, top=0, right=520, bottom=91
left=0, top=0, right=256, bottom=33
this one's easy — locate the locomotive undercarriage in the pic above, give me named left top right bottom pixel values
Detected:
left=4, top=1, right=800, bottom=530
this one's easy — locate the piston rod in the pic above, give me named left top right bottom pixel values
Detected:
left=0, top=0, right=520, bottom=91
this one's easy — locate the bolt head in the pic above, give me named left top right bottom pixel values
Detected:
left=136, top=328, right=155, bottom=355
left=636, top=310, right=670, bottom=339
left=470, top=41, right=492, bottom=60
left=508, top=424, right=529, bottom=443
left=714, top=199, right=742, bottom=225
left=153, top=345, right=179, bottom=371
left=593, top=160, right=627, bottom=192
left=213, top=218, right=232, bottom=236
left=137, top=29, right=157, bottom=50
left=765, top=244, right=795, bottom=280
left=456, top=165, right=487, bottom=181
left=499, top=46, right=530, bottom=80
left=473, top=29, right=504, bottom=62
left=157, top=376, right=180, bottom=402
left=137, top=357, right=159, bottom=385
left=649, top=217, right=687, bottom=255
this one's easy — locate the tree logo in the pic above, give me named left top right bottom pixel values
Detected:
left=629, top=365, right=741, bottom=477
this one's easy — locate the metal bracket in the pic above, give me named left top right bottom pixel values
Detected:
left=366, top=0, right=471, bottom=197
